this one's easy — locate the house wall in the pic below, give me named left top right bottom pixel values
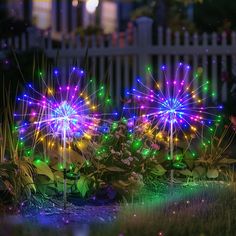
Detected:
left=100, top=1, right=118, bottom=34
left=4, top=0, right=136, bottom=37
left=7, top=0, right=24, bottom=19
left=32, top=0, right=52, bottom=30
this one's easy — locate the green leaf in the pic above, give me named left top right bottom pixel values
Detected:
left=22, top=173, right=36, bottom=193
left=33, top=160, right=54, bottom=181
left=17, top=160, right=36, bottom=194
left=112, top=180, right=131, bottom=191
left=105, top=166, right=125, bottom=172
left=53, top=171, right=74, bottom=185
left=218, top=158, right=236, bottom=164
left=192, top=166, right=206, bottom=178
left=77, top=176, right=90, bottom=197
left=48, top=148, right=85, bottom=165
left=173, top=162, right=187, bottom=169
left=151, top=164, right=166, bottom=176
left=178, top=169, right=193, bottom=176
left=207, top=168, right=219, bottom=179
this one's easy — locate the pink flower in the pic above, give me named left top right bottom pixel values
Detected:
left=151, top=143, right=160, bottom=150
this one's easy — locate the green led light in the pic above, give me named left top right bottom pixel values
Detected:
left=105, top=98, right=112, bottom=105
left=25, top=150, right=32, bottom=156
left=145, top=65, right=153, bottom=73
left=122, top=117, right=127, bottom=124
left=152, top=150, right=158, bottom=156
left=142, top=148, right=150, bottom=157
left=128, top=133, right=133, bottom=139
left=131, top=139, right=142, bottom=151
left=176, top=155, right=181, bottom=161
left=90, top=77, right=95, bottom=83
left=59, top=164, right=63, bottom=170
left=38, top=71, right=44, bottom=77
left=98, top=86, right=105, bottom=97
left=111, top=122, right=118, bottom=130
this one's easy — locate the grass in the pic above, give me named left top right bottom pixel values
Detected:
left=90, top=183, right=236, bottom=236
left=0, top=182, right=236, bottom=236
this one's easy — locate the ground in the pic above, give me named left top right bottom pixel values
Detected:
left=1, top=182, right=235, bottom=236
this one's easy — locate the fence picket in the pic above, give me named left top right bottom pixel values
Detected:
left=157, top=27, right=164, bottom=88
left=166, top=28, right=171, bottom=84
left=193, top=33, right=199, bottom=93
left=174, top=32, right=180, bottom=82
left=212, top=33, right=218, bottom=102
left=202, top=33, right=208, bottom=102
left=132, top=55, right=137, bottom=89
left=183, top=31, right=190, bottom=84
left=116, top=56, right=121, bottom=107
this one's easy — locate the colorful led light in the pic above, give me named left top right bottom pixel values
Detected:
left=15, top=67, right=117, bottom=208
left=126, top=63, right=222, bottom=163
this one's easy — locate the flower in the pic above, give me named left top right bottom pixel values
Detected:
left=151, top=143, right=160, bottom=150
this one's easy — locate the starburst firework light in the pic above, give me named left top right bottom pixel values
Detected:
left=15, top=67, right=117, bottom=208
left=125, top=63, right=223, bottom=168
left=33, top=86, right=99, bottom=140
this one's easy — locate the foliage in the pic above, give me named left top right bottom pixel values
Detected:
left=0, top=49, right=50, bottom=110
left=74, top=119, right=170, bottom=197
left=76, top=25, right=103, bottom=36
left=0, top=18, right=30, bottom=38
left=194, top=0, right=236, bottom=32
left=33, top=119, right=169, bottom=198
left=196, top=123, right=236, bottom=179
left=131, top=0, right=196, bottom=32
left=0, top=159, right=36, bottom=203
left=11, top=119, right=234, bottom=200
left=0, top=88, right=38, bottom=204
left=176, top=0, right=203, bottom=4
left=177, top=122, right=236, bottom=181
left=77, top=176, right=90, bottom=197
left=1, top=79, right=236, bottom=202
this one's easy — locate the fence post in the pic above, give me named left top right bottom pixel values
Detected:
left=27, top=27, right=41, bottom=49
left=136, top=17, right=153, bottom=84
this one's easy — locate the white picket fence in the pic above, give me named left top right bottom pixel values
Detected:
left=1, top=17, right=236, bottom=108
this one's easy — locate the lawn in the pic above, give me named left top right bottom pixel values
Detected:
left=1, top=183, right=236, bottom=236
